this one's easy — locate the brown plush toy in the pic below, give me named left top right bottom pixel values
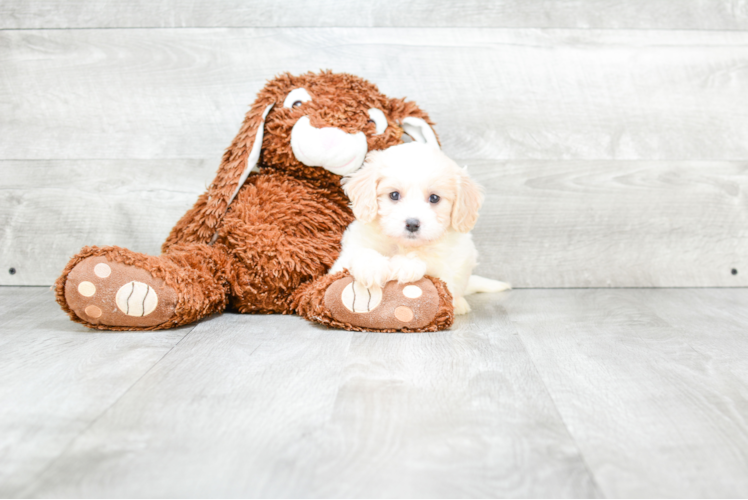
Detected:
left=56, top=71, right=454, bottom=332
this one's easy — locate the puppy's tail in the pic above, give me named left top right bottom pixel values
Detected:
left=465, top=275, right=512, bottom=295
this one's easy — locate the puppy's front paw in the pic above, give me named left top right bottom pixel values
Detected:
left=389, top=254, right=427, bottom=284
left=349, top=252, right=391, bottom=288
left=454, top=296, right=471, bottom=315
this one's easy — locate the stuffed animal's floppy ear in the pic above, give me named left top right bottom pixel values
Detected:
left=401, top=117, right=439, bottom=147
left=163, top=100, right=274, bottom=248
left=207, top=102, right=274, bottom=243
left=451, top=167, right=484, bottom=233
left=341, top=152, right=383, bottom=223
left=387, top=97, right=441, bottom=148
left=227, top=103, right=274, bottom=207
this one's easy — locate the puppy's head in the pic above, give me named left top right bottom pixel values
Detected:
left=343, top=143, right=484, bottom=247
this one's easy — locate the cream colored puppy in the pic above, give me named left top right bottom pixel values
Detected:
left=330, top=142, right=510, bottom=315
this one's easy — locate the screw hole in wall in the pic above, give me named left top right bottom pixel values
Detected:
left=732, top=268, right=738, bottom=276
left=8, top=267, right=16, bottom=275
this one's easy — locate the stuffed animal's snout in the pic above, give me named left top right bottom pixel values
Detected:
left=290, top=116, right=368, bottom=176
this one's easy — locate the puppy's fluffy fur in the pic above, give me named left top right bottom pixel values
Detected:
left=330, top=143, right=510, bottom=314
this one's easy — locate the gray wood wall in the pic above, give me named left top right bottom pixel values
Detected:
left=1, top=1, right=746, bottom=287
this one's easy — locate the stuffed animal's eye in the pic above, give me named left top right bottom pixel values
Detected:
left=429, top=194, right=440, bottom=204
left=368, top=108, right=387, bottom=135
left=283, top=88, right=312, bottom=108
left=390, top=192, right=400, bottom=201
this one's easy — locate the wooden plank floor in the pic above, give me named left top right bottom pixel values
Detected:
left=1, top=287, right=747, bottom=497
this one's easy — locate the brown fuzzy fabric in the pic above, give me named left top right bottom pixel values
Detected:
left=162, top=71, right=436, bottom=249
left=292, top=271, right=455, bottom=333
left=56, top=70, right=452, bottom=332
left=219, top=172, right=353, bottom=314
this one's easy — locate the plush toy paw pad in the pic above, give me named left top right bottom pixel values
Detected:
left=77, top=281, right=96, bottom=297
left=64, top=256, right=177, bottom=328
left=340, top=280, right=383, bottom=312
left=94, top=263, right=112, bottom=278
left=115, top=281, right=159, bottom=316
left=324, top=276, right=440, bottom=331
left=85, top=305, right=102, bottom=318
left=394, top=305, right=414, bottom=322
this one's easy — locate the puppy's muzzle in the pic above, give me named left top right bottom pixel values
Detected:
left=405, top=218, right=421, bottom=233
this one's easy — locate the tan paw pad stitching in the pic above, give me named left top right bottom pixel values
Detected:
left=341, top=281, right=383, bottom=313
left=115, top=281, right=159, bottom=317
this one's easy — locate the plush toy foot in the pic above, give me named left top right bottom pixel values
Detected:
left=62, top=255, right=178, bottom=329
left=293, top=271, right=454, bottom=332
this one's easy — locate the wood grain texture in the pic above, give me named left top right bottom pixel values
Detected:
left=2, top=0, right=748, bottom=29
left=18, top=294, right=598, bottom=498
left=500, top=288, right=748, bottom=497
left=468, top=160, right=748, bottom=288
left=0, top=287, right=191, bottom=497
left=0, top=159, right=215, bottom=286
left=2, top=159, right=745, bottom=287
left=3, top=28, right=748, bottom=161
left=0, top=286, right=45, bottom=316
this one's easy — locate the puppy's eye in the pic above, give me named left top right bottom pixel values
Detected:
left=429, top=194, right=440, bottom=204
left=292, top=101, right=303, bottom=108
left=389, top=192, right=400, bottom=201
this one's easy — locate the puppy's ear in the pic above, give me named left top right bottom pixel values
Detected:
left=342, top=152, right=383, bottom=223
left=451, top=167, right=484, bottom=233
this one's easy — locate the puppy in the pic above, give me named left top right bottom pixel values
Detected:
left=330, top=142, right=510, bottom=315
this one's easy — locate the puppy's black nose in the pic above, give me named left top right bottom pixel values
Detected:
left=405, top=218, right=420, bottom=233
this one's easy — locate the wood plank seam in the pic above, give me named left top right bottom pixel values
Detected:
left=3, top=0, right=748, bottom=30
left=507, top=313, right=606, bottom=497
